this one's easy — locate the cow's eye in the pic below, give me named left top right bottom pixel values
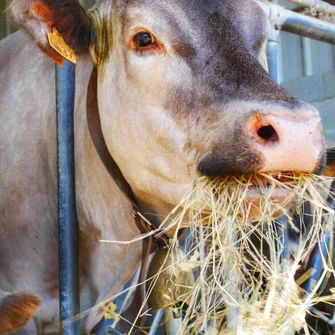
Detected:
left=130, top=31, right=163, bottom=53
left=133, top=32, right=154, bottom=48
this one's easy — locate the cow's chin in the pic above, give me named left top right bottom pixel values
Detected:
left=241, top=187, right=297, bottom=222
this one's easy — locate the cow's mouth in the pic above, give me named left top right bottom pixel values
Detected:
left=227, top=172, right=299, bottom=221
left=168, top=172, right=315, bottom=234
left=241, top=173, right=293, bottom=197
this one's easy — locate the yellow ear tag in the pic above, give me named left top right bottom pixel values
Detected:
left=47, top=27, right=76, bottom=64
left=100, top=302, right=120, bottom=323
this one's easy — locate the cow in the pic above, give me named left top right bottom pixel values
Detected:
left=0, top=0, right=328, bottom=333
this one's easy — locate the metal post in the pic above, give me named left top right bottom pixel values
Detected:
left=56, top=61, right=80, bottom=335
left=277, top=215, right=290, bottom=264
left=148, top=309, right=164, bottom=335
left=267, top=25, right=281, bottom=84
left=299, top=180, right=335, bottom=330
left=302, top=37, right=314, bottom=76
left=302, top=180, right=335, bottom=295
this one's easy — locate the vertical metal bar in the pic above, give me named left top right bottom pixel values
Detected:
left=302, top=180, right=335, bottom=295
left=302, top=228, right=332, bottom=294
left=148, top=309, right=164, bottom=335
left=226, top=223, right=239, bottom=333
left=277, top=215, right=290, bottom=264
left=302, top=37, right=314, bottom=76
left=267, top=26, right=281, bottom=84
left=164, top=308, right=182, bottom=335
left=198, top=225, right=208, bottom=333
left=267, top=27, right=292, bottom=271
left=56, top=61, right=80, bottom=335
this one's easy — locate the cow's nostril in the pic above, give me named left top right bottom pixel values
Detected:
left=257, top=125, right=279, bottom=143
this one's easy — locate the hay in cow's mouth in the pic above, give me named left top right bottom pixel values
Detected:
left=141, top=173, right=335, bottom=335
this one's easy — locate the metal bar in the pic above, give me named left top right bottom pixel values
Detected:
left=198, top=225, right=208, bottom=333
left=286, top=0, right=335, bottom=15
left=301, top=224, right=332, bottom=294
left=310, top=306, right=335, bottom=325
left=257, top=1, right=335, bottom=45
left=267, top=26, right=281, bottom=83
left=56, top=61, right=80, bottom=335
left=277, top=215, right=290, bottom=264
left=148, top=309, right=164, bottom=335
left=226, top=222, right=239, bottom=333
left=164, top=308, right=182, bottom=335
left=302, top=37, right=314, bottom=76
left=302, top=180, right=335, bottom=294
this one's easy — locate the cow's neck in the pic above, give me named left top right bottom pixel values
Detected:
left=74, top=61, right=141, bottom=242
left=74, top=62, right=185, bottom=239
left=134, top=190, right=177, bottom=230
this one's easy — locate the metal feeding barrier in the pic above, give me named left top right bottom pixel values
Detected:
left=55, top=1, right=335, bottom=334
left=256, top=0, right=335, bottom=82
left=56, top=61, right=80, bottom=334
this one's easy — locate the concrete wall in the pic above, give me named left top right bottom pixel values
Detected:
left=282, top=71, right=335, bottom=142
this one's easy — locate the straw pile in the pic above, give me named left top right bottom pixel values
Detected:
left=143, top=173, right=335, bottom=335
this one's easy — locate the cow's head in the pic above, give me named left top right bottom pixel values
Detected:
left=10, top=0, right=325, bottom=223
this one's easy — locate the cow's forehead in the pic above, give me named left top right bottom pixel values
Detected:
left=119, top=0, right=269, bottom=44
left=95, top=0, right=277, bottom=102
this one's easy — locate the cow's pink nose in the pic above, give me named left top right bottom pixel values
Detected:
left=248, top=112, right=324, bottom=173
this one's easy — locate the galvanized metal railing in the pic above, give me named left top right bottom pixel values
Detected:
left=257, top=1, right=335, bottom=45
left=287, top=0, right=335, bottom=16
left=257, top=0, right=335, bottom=82
left=56, top=61, right=80, bottom=335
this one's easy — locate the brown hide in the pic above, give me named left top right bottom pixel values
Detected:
left=0, top=291, right=40, bottom=335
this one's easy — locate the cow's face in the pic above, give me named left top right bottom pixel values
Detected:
left=10, top=0, right=325, bottom=222
left=94, top=0, right=324, bottom=219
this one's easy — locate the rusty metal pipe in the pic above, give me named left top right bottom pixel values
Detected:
left=287, top=0, right=335, bottom=15
left=257, top=1, right=335, bottom=45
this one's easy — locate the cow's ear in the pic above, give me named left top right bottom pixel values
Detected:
left=0, top=291, right=40, bottom=334
left=8, top=0, right=96, bottom=65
